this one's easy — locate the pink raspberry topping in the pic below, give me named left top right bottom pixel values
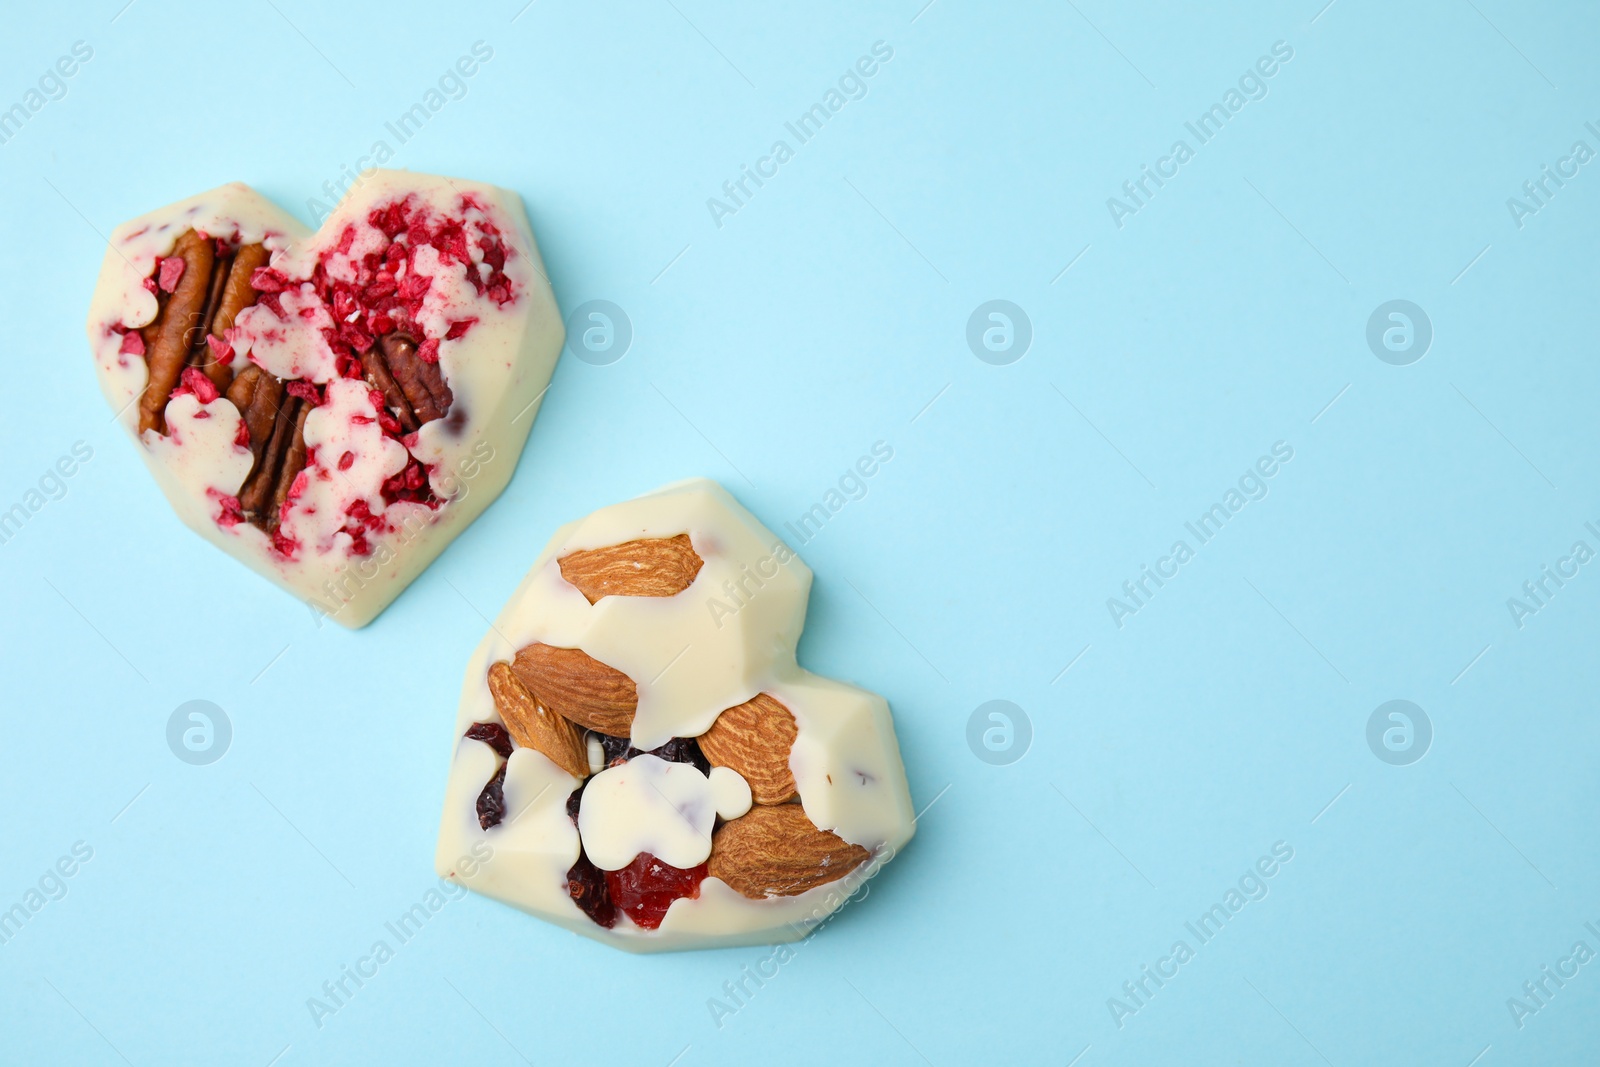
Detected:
left=285, top=380, right=323, bottom=405
left=175, top=366, right=220, bottom=404
left=156, top=255, right=187, bottom=293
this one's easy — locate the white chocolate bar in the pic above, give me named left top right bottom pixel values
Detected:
left=436, top=479, right=916, bottom=951
left=85, top=171, right=563, bottom=627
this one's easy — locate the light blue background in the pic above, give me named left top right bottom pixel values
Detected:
left=2, top=1, right=1597, bottom=1064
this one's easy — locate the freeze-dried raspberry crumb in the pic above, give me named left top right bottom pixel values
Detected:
left=416, top=338, right=441, bottom=363
left=176, top=366, right=220, bottom=404
left=250, top=266, right=291, bottom=293
left=337, top=320, right=374, bottom=353
left=370, top=201, right=410, bottom=238
left=377, top=410, right=401, bottom=435
left=205, top=333, right=234, bottom=365
left=445, top=318, right=476, bottom=341
left=142, top=276, right=158, bottom=294
left=118, top=331, right=145, bottom=357
left=331, top=285, right=358, bottom=321
left=337, top=450, right=355, bottom=471
left=399, top=272, right=431, bottom=302
left=233, top=420, right=251, bottom=449
left=336, top=352, right=363, bottom=379
left=270, top=530, right=299, bottom=558
left=465, top=721, right=514, bottom=759
left=333, top=225, right=357, bottom=255
left=285, top=380, right=322, bottom=405
left=287, top=470, right=309, bottom=502
left=157, top=256, right=186, bottom=293
left=605, top=853, right=705, bottom=930
left=211, top=492, right=244, bottom=528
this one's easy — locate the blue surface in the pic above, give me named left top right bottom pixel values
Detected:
left=2, top=1, right=1597, bottom=1064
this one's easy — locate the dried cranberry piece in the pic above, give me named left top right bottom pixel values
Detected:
left=567, top=852, right=617, bottom=928
left=476, top=763, right=508, bottom=830
left=593, top=733, right=708, bottom=773
left=565, top=782, right=585, bottom=825
left=596, top=733, right=633, bottom=767
left=464, top=721, right=514, bottom=759
left=648, top=737, right=711, bottom=775
left=605, top=853, right=706, bottom=930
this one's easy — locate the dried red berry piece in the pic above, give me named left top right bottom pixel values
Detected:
left=285, top=380, right=323, bottom=406
left=567, top=852, right=616, bottom=928
left=176, top=366, right=221, bottom=404
left=593, top=733, right=709, bottom=774
left=649, top=737, right=711, bottom=775
left=476, top=763, right=507, bottom=830
left=464, top=721, right=514, bottom=759
left=250, top=266, right=291, bottom=293
left=157, top=255, right=187, bottom=293
left=605, top=853, right=706, bottom=930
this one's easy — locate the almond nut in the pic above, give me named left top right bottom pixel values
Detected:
left=486, top=660, right=590, bottom=779
left=511, top=642, right=637, bottom=736
left=558, top=533, right=704, bottom=604
left=697, top=693, right=798, bottom=805
left=708, top=804, right=870, bottom=899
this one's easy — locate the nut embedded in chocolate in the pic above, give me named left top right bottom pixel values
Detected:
left=138, top=230, right=214, bottom=435
left=93, top=173, right=565, bottom=629
left=378, top=334, right=453, bottom=426
left=436, top=481, right=918, bottom=950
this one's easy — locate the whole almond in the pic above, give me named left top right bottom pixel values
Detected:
left=708, top=804, right=870, bottom=899
left=697, top=693, right=798, bottom=805
left=487, top=660, right=590, bottom=779
left=558, top=533, right=704, bottom=604
left=511, top=643, right=637, bottom=736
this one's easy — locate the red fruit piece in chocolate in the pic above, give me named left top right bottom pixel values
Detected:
left=605, top=852, right=706, bottom=930
left=250, top=266, right=290, bottom=293
left=118, top=331, right=145, bottom=357
left=476, top=762, right=508, bottom=830
left=176, top=366, right=220, bottom=404
left=568, top=852, right=617, bottom=929
left=285, top=380, right=322, bottom=405
left=464, top=721, right=514, bottom=759
left=156, top=255, right=187, bottom=293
